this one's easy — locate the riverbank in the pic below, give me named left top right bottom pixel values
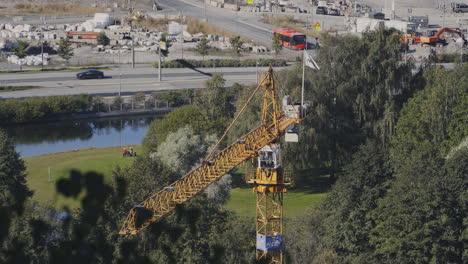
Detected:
left=32, top=107, right=173, bottom=123
left=24, top=146, right=327, bottom=215
left=0, top=92, right=174, bottom=125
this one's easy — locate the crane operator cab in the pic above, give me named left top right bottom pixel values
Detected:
left=249, top=143, right=288, bottom=186
left=258, top=144, right=281, bottom=169
left=282, top=96, right=307, bottom=142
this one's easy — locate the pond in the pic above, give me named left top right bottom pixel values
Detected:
left=4, top=114, right=160, bottom=157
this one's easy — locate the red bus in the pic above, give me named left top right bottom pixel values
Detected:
left=273, top=28, right=306, bottom=50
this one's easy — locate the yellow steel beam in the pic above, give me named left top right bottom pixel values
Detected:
left=119, top=116, right=299, bottom=235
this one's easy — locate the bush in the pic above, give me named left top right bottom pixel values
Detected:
left=96, top=32, right=110, bottom=46
left=154, top=91, right=185, bottom=107
left=0, top=95, right=93, bottom=124
left=152, top=58, right=287, bottom=68
left=434, top=53, right=467, bottom=63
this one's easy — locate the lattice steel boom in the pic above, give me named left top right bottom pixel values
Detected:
left=119, top=67, right=304, bottom=247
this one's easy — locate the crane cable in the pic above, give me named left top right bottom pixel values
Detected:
left=205, top=70, right=271, bottom=161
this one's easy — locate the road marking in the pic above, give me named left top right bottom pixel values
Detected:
left=174, top=0, right=271, bottom=34
left=177, top=0, right=205, bottom=9
left=236, top=19, right=272, bottom=34
left=36, top=76, right=256, bottom=89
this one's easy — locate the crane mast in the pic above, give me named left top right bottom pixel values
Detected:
left=119, top=68, right=305, bottom=264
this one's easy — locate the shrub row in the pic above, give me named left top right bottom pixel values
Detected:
left=434, top=53, right=467, bottom=63
left=152, top=58, right=287, bottom=68
left=0, top=94, right=93, bottom=124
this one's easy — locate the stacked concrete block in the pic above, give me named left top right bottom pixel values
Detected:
left=168, top=22, right=188, bottom=35
left=8, top=54, right=49, bottom=66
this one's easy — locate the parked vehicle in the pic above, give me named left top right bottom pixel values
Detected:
left=316, top=6, right=327, bottom=14
left=368, top=11, right=385, bottom=20
left=76, top=70, right=104, bottom=80
left=327, top=8, right=340, bottom=16
left=273, top=29, right=306, bottom=50
left=453, top=3, right=468, bottom=13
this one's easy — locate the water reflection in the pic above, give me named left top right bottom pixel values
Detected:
left=4, top=115, right=160, bottom=157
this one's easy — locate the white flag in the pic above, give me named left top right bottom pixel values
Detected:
left=304, top=51, right=320, bottom=70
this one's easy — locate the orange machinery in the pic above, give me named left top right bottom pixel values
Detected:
left=420, top=27, right=467, bottom=46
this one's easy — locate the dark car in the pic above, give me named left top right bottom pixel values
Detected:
left=316, top=6, right=327, bottom=14
left=76, top=70, right=104, bottom=80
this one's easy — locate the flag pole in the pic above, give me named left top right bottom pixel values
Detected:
left=301, top=48, right=305, bottom=116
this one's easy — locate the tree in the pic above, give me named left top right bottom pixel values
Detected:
left=369, top=143, right=464, bottom=263
left=197, top=73, right=234, bottom=119
left=96, top=32, right=110, bottom=46
left=113, top=96, right=123, bottom=105
left=367, top=65, right=468, bottom=263
left=391, top=64, right=467, bottom=164
left=0, top=131, right=37, bottom=263
left=230, top=35, right=243, bottom=56
left=155, top=126, right=217, bottom=176
left=12, top=40, right=28, bottom=59
left=272, top=33, right=282, bottom=56
left=0, top=131, right=32, bottom=215
left=196, top=37, right=209, bottom=61
left=132, top=92, right=146, bottom=104
left=277, top=28, right=416, bottom=176
left=12, top=40, right=29, bottom=70
left=142, top=105, right=224, bottom=153
left=318, top=140, right=393, bottom=263
left=157, top=91, right=183, bottom=107
left=57, top=38, right=74, bottom=63
left=108, top=136, right=250, bottom=263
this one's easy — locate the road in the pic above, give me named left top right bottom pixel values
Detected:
left=0, top=66, right=283, bottom=98
left=157, top=0, right=294, bottom=50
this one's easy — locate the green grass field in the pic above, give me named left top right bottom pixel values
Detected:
left=24, top=146, right=140, bottom=208
left=224, top=188, right=327, bottom=217
left=24, top=146, right=328, bottom=215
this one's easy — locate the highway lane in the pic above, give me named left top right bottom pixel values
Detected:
left=1, top=70, right=258, bottom=84
left=0, top=66, right=287, bottom=98
left=0, top=76, right=257, bottom=99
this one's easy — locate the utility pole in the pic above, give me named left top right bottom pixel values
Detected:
left=442, top=2, right=446, bottom=28
left=131, top=30, right=135, bottom=68
left=181, top=11, right=184, bottom=59
left=158, top=46, right=162, bottom=82
left=41, top=20, right=44, bottom=71
left=301, top=49, right=305, bottom=110
left=460, top=20, right=464, bottom=64
left=119, top=41, right=122, bottom=96
left=204, top=0, right=207, bottom=21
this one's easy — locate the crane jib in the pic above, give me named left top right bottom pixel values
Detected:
left=119, top=116, right=300, bottom=235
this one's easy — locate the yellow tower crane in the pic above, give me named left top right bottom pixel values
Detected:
left=119, top=67, right=306, bottom=264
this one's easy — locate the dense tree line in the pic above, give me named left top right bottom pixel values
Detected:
left=284, top=38, right=467, bottom=262
left=0, top=29, right=466, bottom=263
left=151, top=58, right=287, bottom=69
left=0, top=95, right=92, bottom=124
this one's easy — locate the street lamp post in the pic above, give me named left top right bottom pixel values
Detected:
left=119, top=73, right=122, bottom=96
left=41, top=25, right=44, bottom=71
left=158, top=46, right=162, bottom=82
left=40, top=17, right=46, bottom=71
left=204, top=0, right=207, bottom=21
left=118, top=40, right=122, bottom=96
